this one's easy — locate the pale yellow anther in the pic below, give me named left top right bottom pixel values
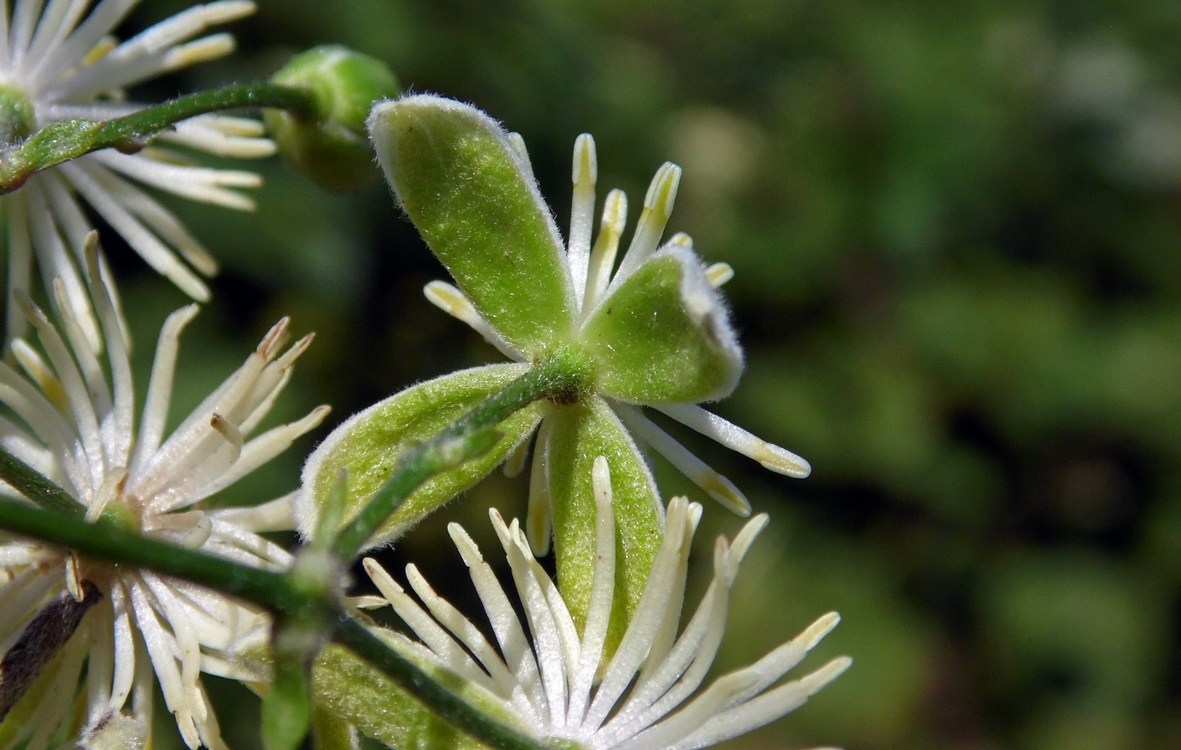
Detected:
left=424, top=280, right=477, bottom=321
left=754, top=441, right=812, bottom=478
left=702, top=472, right=752, bottom=517
left=801, top=612, right=842, bottom=649
left=507, top=132, right=534, bottom=180
left=65, top=555, right=84, bottom=602
left=83, top=37, right=118, bottom=66
left=204, top=0, right=258, bottom=24
left=804, top=656, right=854, bottom=696
left=582, top=187, right=629, bottom=313
left=275, top=332, right=316, bottom=370
left=573, top=133, right=597, bottom=187
left=503, top=438, right=530, bottom=477
left=164, top=35, right=237, bottom=71
left=10, top=340, right=67, bottom=412
left=668, top=231, right=693, bottom=248
left=207, top=116, right=267, bottom=137
left=643, top=162, right=682, bottom=222
left=706, top=262, right=734, bottom=288
left=257, top=317, right=291, bottom=358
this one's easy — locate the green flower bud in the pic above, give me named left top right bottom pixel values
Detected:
left=266, top=45, right=399, bottom=191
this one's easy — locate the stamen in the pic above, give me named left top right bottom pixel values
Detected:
left=506, top=132, right=535, bottom=182
left=655, top=403, right=811, bottom=478
left=614, top=404, right=751, bottom=515
left=524, top=420, right=552, bottom=554
left=86, top=466, right=128, bottom=522
left=165, top=116, right=277, bottom=158
left=582, top=188, right=627, bottom=316
left=611, top=162, right=682, bottom=289
left=210, top=413, right=243, bottom=451
left=10, top=339, right=67, bottom=412
left=424, top=280, right=523, bottom=360
left=567, top=455, right=616, bottom=725
left=568, top=133, right=597, bottom=311
left=502, top=433, right=531, bottom=477
left=705, top=262, right=734, bottom=288
left=162, top=34, right=236, bottom=72
left=65, top=555, right=84, bottom=602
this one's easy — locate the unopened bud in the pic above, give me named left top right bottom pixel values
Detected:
left=265, top=45, right=400, bottom=191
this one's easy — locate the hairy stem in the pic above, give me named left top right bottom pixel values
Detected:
left=330, top=347, right=596, bottom=558
left=0, top=82, right=316, bottom=193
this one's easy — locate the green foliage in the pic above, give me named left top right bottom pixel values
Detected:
left=581, top=247, right=742, bottom=404
left=312, top=643, right=509, bottom=750
left=370, top=96, right=576, bottom=356
left=544, top=398, right=663, bottom=651
left=299, top=364, right=542, bottom=548
left=141, top=0, right=1181, bottom=747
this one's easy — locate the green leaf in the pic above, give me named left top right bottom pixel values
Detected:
left=312, top=641, right=511, bottom=750
left=581, top=246, right=744, bottom=404
left=542, top=396, right=663, bottom=654
left=298, top=364, right=543, bottom=548
left=368, top=95, right=576, bottom=356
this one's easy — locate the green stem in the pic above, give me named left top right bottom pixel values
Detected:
left=0, top=81, right=316, bottom=193
left=0, top=496, right=293, bottom=609
left=0, top=447, right=84, bottom=517
left=333, top=619, right=549, bottom=750
left=0, top=497, right=557, bottom=750
left=331, top=347, right=596, bottom=558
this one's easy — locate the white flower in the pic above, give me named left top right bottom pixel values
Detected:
left=363, top=455, right=849, bottom=750
left=0, top=241, right=328, bottom=749
left=0, top=0, right=274, bottom=346
left=374, top=100, right=809, bottom=530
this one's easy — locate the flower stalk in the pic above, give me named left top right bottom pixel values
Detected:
left=329, top=345, right=596, bottom=558
left=0, top=485, right=557, bottom=750
left=0, top=82, right=316, bottom=193
left=0, top=446, right=85, bottom=517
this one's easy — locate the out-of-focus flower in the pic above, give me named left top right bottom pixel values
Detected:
left=0, top=240, right=327, bottom=749
left=0, top=0, right=274, bottom=345
left=363, top=455, right=848, bottom=750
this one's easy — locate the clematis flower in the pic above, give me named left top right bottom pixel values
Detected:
left=0, top=239, right=327, bottom=749
left=0, top=0, right=274, bottom=346
left=360, top=456, right=849, bottom=750
left=302, top=95, right=809, bottom=639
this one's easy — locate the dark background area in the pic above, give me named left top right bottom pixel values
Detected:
left=106, top=1, right=1181, bottom=748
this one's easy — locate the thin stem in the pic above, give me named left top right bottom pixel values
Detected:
left=0, top=496, right=558, bottom=750
left=0, top=81, right=316, bottom=193
left=0, top=496, right=294, bottom=609
left=331, top=347, right=596, bottom=558
left=0, top=446, right=84, bottom=517
left=333, top=619, right=551, bottom=750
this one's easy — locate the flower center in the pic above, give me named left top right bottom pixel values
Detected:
left=0, top=84, right=36, bottom=146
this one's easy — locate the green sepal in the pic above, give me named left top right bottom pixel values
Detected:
left=581, top=246, right=744, bottom=404
left=266, top=45, right=400, bottom=191
left=543, top=396, right=663, bottom=655
left=261, top=652, right=313, bottom=750
left=311, top=706, right=357, bottom=750
left=312, top=640, right=514, bottom=750
left=298, top=364, right=543, bottom=548
left=369, top=95, right=576, bottom=356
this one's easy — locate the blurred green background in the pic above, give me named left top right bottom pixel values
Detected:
left=109, top=0, right=1181, bottom=748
